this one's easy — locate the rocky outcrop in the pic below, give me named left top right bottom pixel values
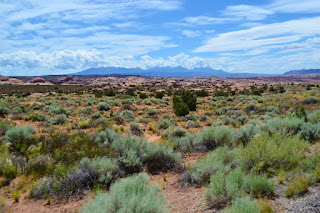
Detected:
left=0, top=75, right=9, bottom=81
left=62, top=75, right=74, bottom=82
left=30, top=77, right=46, bottom=83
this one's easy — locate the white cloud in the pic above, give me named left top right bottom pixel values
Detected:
left=307, top=37, right=320, bottom=45
left=170, top=16, right=239, bottom=27
left=269, top=0, right=320, bottom=13
left=223, top=5, right=274, bottom=21
left=1, top=50, right=320, bottom=76
left=0, top=0, right=181, bottom=56
left=194, top=17, right=320, bottom=53
left=181, top=30, right=201, bottom=38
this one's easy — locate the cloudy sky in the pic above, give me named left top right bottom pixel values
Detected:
left=1, top=0, right=320, bottom=76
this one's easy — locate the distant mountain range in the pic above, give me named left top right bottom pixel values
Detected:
left=283, top=69, right=320, bottom=75
left=73, top=66, right=273, bottom=78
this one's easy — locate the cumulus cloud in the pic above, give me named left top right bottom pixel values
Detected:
left=0, top=0, right=180, bottom=56
left=1, top=50, right=319, bottom=76
left=223, top=5, right=274, bottom=21
left=194, top=17, right=320, bottom=53
left=181, top=30, right=202, bottom=38
left=269, top=0, right=320, bottom=13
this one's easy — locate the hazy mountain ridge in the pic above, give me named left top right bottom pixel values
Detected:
left=73, top=66, right=272, bottom=77
left=283, top=69, right=320, bottom=75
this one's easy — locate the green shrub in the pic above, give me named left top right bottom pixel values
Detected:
left=30, top=177, right=55, bottom=198
left=298, top=123, right=320, bottom=142
left=12, top=107, right=23, bottom=114
left=189, top=147, right=235, bottom=184
left=4, top=126, right=35, bottom=153
left=0, top=198, right=6, bottom=212
left=224, top=197, right=260, bottom=213
left=172, top=133, right=195, bottom=153
left=308, top=110, right=320, bottom=124
left=0, top=158, right=17, bottom=180
left=130, top=122, right=143, bottom=136
left=78, top=121, right=90, bottom=129
left=285, top=174, right=309, bottom=197
left=181, top=90, right=197, bottom=111
left=146, top=108, right=156, bottom=116
left=265, top=117, right=304, bottom=136
left=143, top=142, right=181, bottom=174
left=170, top=128, right=187, bottom=138
left=119, top=110, right=135, bottom=121
left=235, top=124, right=260, bottom=146
left=174, top=101, right=189, bottom=116
left=112, top=135, right=181, bottom=174
left=25, top=113, right=47, bottom=122
left=11, top=191, right=20, bottom=202
left=81, top=173, right=169, bottom=213
left=139, top=93, right=148, bottom=99
left=95, top=129, right=119, bottom=145
left=303, top=96, right=318, bottom=105
left=186, top=120, right=201, bottom=129
left=113, top=115, right=125, bottom=125
left=0, top=105, right=10, bottom=117
left=0, top=120, right=12, bottom=136
left=240, top=133, right=308, bottom=174
left=90, top=112, right=102, bottom=119
left=26, top=155, right=55, bottom=176
left=198, top=126, right=233, bottom=150
left=80, top=157, right=119, bottom=186
left=157, top=119, right=173, bottom=130
left=206, top=168, right=245, bottom=208
left=244, top=172, right=274, bottom=197
left=97, top=102, right=110, bottom=111
left=51, top=114, right=68, bottom=125
left=155, top=91, right=165, bottom=99
left=47, top=106, right=70, bottom=115
left=83, top=107, right=93, bottom=114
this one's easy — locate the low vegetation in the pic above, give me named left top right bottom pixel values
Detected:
left=0, top=82, right=320, bottom=212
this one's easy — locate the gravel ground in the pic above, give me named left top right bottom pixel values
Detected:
left=274, top=184, right=320, bottom=213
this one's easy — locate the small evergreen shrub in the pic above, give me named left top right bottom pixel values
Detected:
left=25, top=113, right=47, bottom=122
left=47, top=106, right=70, bottom=115
left=119, top=110, right=135, bottom=121
left=298, top=123, right=320, bottom=142
left=26, top=155, right=55, bottom=176
left=130, top=122, right=143, bottom=136
left=111, top=135, right=181, bottom=174
left=157, top=119, right=173, bottom=130
left=224, top=197, right=260, bottom=213
left=285, top=174, right=309, bottom=198
left=206, top=168, right=245, bottom=208
left=244, top=172, right=274, bottom=197
left=51, top=114, right=68, bottom=125
left=170, top=128, right=187, bottom=138
left=189, top=147, right=235, bottom=184
left=80, top=157, right=119, bottom=186
left=95, top=129, right=119, bottom=145
left=198, top=126, right=233, bottom=150
left=12, top=107, right=23, bottom=114
left=97, top=102, right=110, bottom=111
left=240, top=133, right=308, bottom=174
left=90, top=112, right=102, bottom=119
left=0, top=106, right=10, bottom=117
left=30, top=177, right=55, bottom=199
left=4, top=126, right=35, bottom=153
left=81, top=173, right=169, bottom=213
left=303, top=96, right=318, bottom=105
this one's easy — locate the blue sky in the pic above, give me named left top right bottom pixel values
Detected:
left=1, top=0, right=320, bottom=76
